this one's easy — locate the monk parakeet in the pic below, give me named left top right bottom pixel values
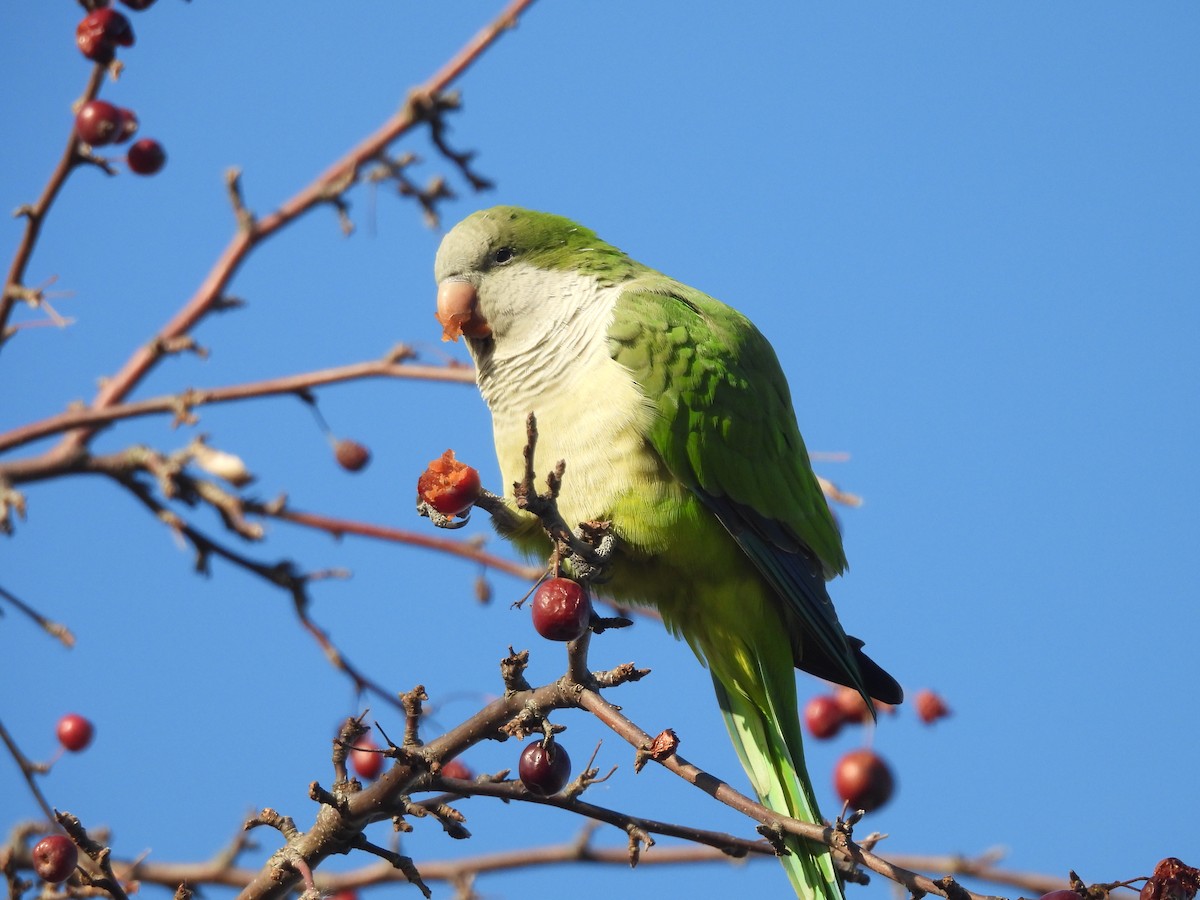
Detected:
left=434, top=206, right=901, bottom=900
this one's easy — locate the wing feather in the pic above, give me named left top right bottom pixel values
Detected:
left=608, top=280, right=899, bottom=701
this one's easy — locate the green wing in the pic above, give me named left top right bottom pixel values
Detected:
left=609, top=277, right=897, bottom=703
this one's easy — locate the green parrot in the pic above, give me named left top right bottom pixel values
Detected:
left=433, top=206, right=901, bottom=900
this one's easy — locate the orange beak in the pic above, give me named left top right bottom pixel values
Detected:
left=435, top=279, right=492, bottom=342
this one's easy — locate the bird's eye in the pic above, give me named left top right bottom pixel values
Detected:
left=493, top=247, right=515, bottom=265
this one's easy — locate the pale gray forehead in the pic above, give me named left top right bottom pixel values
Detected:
left=434, top=214, right=496, bottom=281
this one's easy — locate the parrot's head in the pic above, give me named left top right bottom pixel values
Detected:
left=433, top=206, right=631, bottom=356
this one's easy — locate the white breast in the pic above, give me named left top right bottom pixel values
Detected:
left=470, top=267, right=657, bottom=527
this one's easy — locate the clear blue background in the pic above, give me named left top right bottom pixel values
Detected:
left=2, top=3, right=1197, bottom=898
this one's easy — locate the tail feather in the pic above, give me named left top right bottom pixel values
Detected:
left=712, top=670, right=842, bottom=900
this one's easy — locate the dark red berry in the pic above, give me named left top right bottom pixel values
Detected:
left=126, top=138, right=166, bottom=175
left=32, top=834, right=78, bottom=884
left=914, top=689, right=951, bottom=725
left=335, top=439, right=371, bottom=472
left=350, top=736, right=383, bottom=780
left=56, top=713, right=94, bottom=753
left=803, top=695, right=844, bottom=740
left=518, top=740, right=571, bottom=795
left=1041, top=893, right=1082, bottom=900
left=118, top=0, right=158, bottom=9
left=113, top=107, right=139, bottom=144
left=531, top=577, right=591, bottom=642
left=833, top=749, right=895, bottom=812
left=440, top=758, right=472, bottom=781
left=75, top=100, right=122, bottom=146
left=833, top=685, right=875, bottom=723
left=329, top=891, right=357, bottom=900
left=76, top=8, right=133, bottom=64
left=417, top=450, right=481, bottom=516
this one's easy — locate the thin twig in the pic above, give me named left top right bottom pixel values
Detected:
left=0, top=356, right=473, bottom=456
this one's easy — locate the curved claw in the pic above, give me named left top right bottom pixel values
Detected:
left=417, top=499, right=471, bottom=530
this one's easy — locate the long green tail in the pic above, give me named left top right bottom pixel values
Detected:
left=712, top=666, right=842, bottom=900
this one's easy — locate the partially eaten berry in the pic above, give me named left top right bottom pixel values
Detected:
left=417, top=450, right=481, bottom=517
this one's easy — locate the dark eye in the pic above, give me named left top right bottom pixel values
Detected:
left=493, top=246, right=515, bottom=265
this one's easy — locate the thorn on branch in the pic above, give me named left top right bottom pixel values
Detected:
left=211, top=295, right=246, bottom=313
left=225, top=168, right=256, bottom=232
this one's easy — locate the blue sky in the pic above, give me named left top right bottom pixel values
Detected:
left=2, top=3, right=1197, bottom=899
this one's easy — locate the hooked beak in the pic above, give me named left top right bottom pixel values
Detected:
left=435, top=278, right=492, bottom=342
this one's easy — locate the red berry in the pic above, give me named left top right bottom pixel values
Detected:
left=76, top=8, right=134, bottom=64
left=350, top=736, right=383, bottom=780
left=833, top=685, right=875, bottom=724
left=118, top=0, right=158, bottom=8
left=32, top=834, right=78, bottom=884
left=126, top=138, right=166, bottom=175
left=1041, top=893, right=1082, bottom=900
left=531, top=577, right=591, bottom=642
left=417, top=450, right=481, bottom=517
left=833, top=749, right=895, bottom=812
left=804, top=695, right=844, bottom=740
left=440, top=758, right=472, bottom=781
left=113, top=107, right=139, bottom=144
left=329, top=892, right=357, bottom=900
left=518, top=740, right=571, bottom=795
left=56, top=713, right=94, bottom=753
left=914, top=689, right=951, bottom=725
left=75, top=100, right=122, bottom=146
left=334, top=439, right=371, bottom=472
